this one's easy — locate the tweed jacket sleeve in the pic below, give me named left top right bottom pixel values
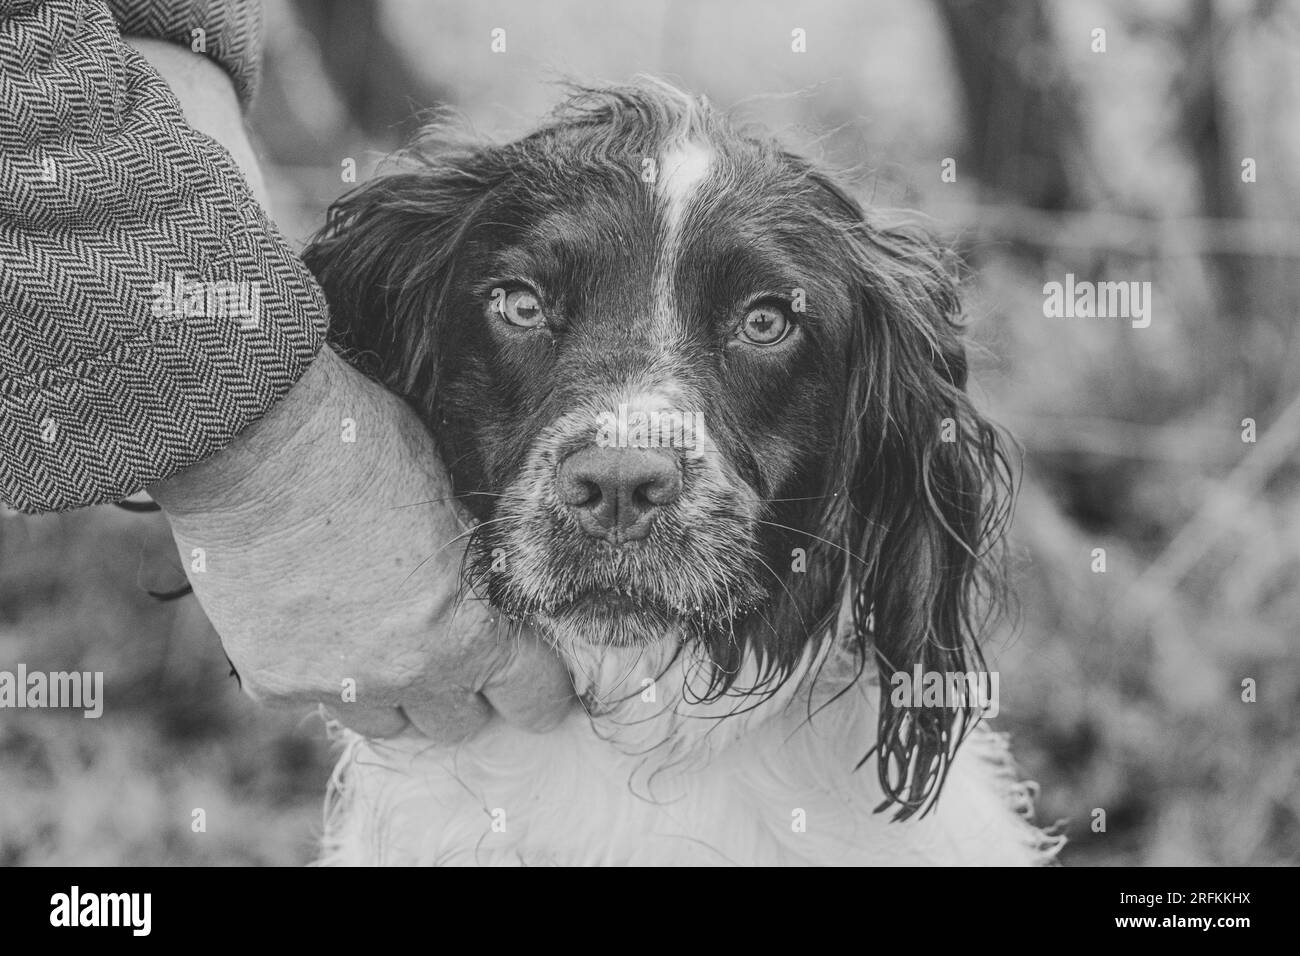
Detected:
left=0, top=0, right=328, bottom=513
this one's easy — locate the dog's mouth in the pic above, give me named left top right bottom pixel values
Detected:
left=547, top=582, right=723, bottom=624
left=473, top=539, right=762, bottom=646
left=557, top=589, right=657, bottom=615
left=466, top=502, right=769, bottom=648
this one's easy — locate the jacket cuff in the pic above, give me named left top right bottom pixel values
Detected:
left=0, top=0, right=327, bottom=513
left=107, top=0, right=263, bottom=106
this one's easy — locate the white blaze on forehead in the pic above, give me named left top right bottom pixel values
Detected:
left=655, top=140, right=714, bottom=236
left=652, top=139, right=714, bottom=343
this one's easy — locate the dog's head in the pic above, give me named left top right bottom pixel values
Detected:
left=304, top=80, right=1014, bottom=816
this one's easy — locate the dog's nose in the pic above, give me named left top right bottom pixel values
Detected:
left=557, top=446, right=682, bottom=542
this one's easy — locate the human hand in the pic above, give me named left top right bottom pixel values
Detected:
left=149, top=346, right=574, bottom=739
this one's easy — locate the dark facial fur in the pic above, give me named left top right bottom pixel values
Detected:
left=303, top=80, right=1015, bottom=818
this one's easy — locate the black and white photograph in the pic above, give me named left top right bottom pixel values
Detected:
left=0, top=0, right=1293, bottom=906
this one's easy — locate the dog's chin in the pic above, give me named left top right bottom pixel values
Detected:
left=536, top=591, right=680, bottom=648
left=469, top=523, right=771, bottom=651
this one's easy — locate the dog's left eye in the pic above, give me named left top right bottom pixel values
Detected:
left=493, top=288, right=546, bottom=328
left=737, top=304, right=790, bottom=345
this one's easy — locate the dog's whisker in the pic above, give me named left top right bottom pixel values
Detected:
left=754, top=518, right=871, bottom=571
left=751, top=493, right=838, bottom=504
left=389, top=491, right=507, bottom=510
left=752, top=553, right=811, bottom=642
left=397, top=516, right=519, bottom=592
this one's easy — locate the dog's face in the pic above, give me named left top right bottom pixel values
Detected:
left=305, top=82, right=1013, bottom=816
left=425, top=126, right=863, bottom=651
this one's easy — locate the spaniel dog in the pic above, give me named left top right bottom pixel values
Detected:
left=303, top=79, right=1060, bottom=866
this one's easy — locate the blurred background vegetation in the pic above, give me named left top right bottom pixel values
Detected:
left=3, top=0, right=1298, bottom=865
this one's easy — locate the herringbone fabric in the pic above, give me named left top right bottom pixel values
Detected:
left=107, top=0, right=262, bottom=104
left=0, top=0, right=328, bottom=513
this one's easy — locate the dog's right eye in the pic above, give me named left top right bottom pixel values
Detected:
left=490, top=288, right=546, bottom=329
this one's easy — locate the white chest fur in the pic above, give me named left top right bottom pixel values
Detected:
left=320, top=635, right=1060, bottom=866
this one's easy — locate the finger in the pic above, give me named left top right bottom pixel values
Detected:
left=326, top=703, right=411, bottom=738
left=479, top=631, right=575, bottom=732
left=402, top=689, right=495, bottom=743
left=257, top=691, right=412, bottom=737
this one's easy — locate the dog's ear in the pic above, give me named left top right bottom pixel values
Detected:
left=302, top=149, right=500, bottom=415
left=832, top=212, right=1015, bottom=819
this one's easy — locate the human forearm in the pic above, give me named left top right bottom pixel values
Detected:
left=0, top=0, right=325, bottom=513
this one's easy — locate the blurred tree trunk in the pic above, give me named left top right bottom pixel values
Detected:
left=290, top=0, right=446, bottom=144
left=1174, top=0, right=1255, bottom=330
left=1167, top=0, right=1278, bottom=408
left=933, top=0, right=1093, bottom=211
left=1178, top=0, right=1242, bottom=225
